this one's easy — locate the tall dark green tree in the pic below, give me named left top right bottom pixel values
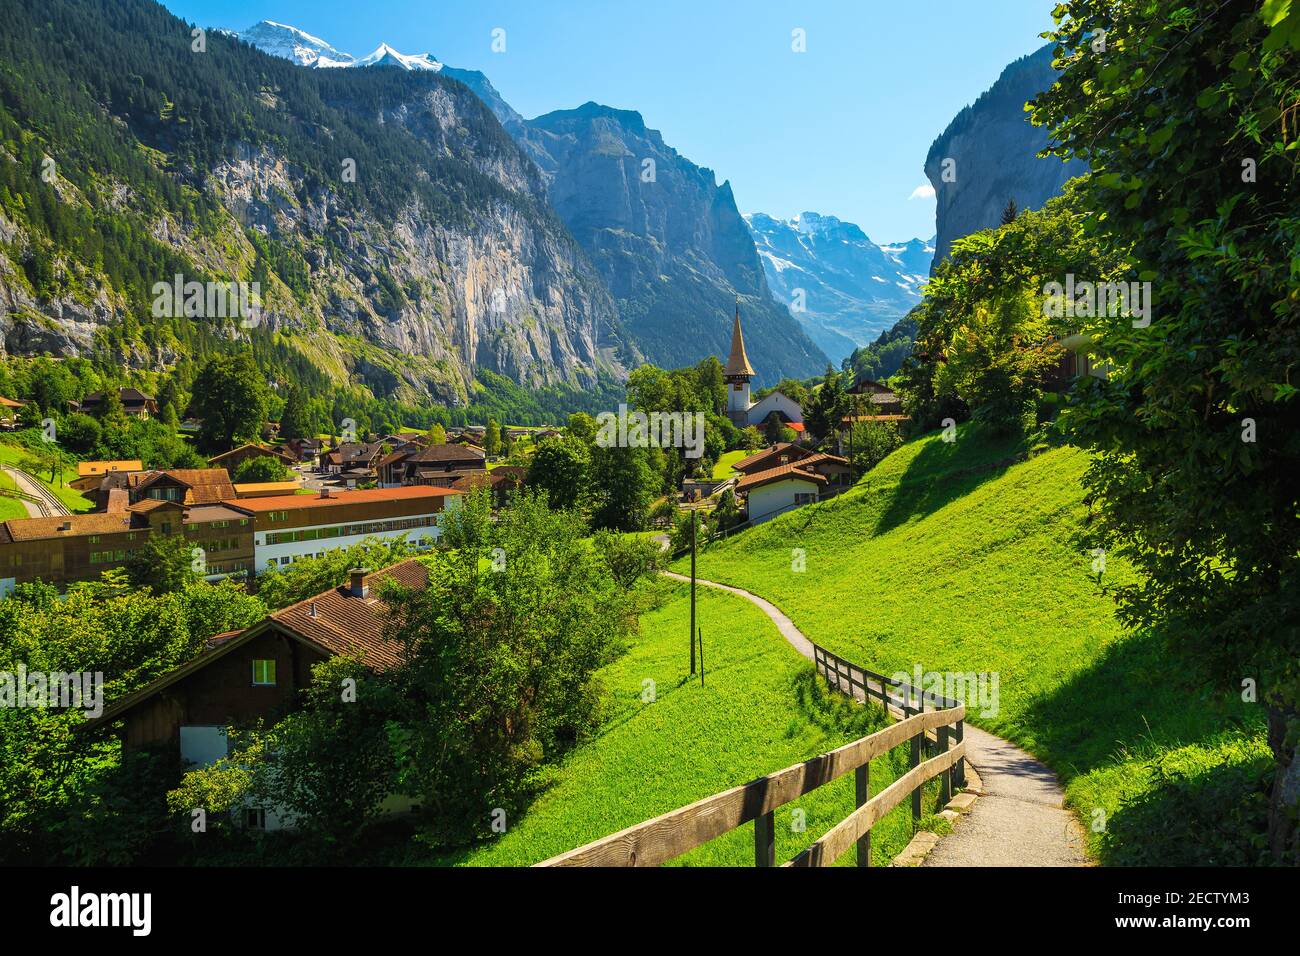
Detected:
left=191, top=352, right=270, bottom=453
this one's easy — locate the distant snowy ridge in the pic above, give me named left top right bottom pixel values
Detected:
left=745, top=211, right=935, bottom=362
left=235, top=20, right=522, bottom=125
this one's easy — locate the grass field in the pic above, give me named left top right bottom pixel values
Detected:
left=0, top=444, right=93, bottom=513
left=455, top=582, right=946, bottom=866
left=672, top=425, right=1271, bottom=865
left=712, top=449, right=748, bottom=478
left=0, top=469, right=29, bottom=520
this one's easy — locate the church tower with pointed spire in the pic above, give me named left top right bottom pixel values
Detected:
left=724, top=302, right=755, bottom=425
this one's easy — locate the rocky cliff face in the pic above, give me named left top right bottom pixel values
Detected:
left=514, top=103, right=827, bottom=385
left=238, top=22, right=826, bottom=384
left=925, top=44, right=1088, bottom=268
left=0, top=1, right=623, bottom=406
left=746, top=211, right=933, bottom=363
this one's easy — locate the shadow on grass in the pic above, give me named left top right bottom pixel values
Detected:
left=871, top=427, right=1037, bottom=535
left=1016, top=625, right=1272, bottom=865
left=1097, top=751, right=1274, bottom=866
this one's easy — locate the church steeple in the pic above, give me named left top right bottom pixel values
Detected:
left=723, top=300, right=754, bottom=425
left=724, top=301, right=755, bottom=381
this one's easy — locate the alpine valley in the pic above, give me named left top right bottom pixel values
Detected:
left=0, top=2, right=1077, bottom=419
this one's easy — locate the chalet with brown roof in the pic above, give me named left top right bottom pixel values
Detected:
left=848, top=378, right=905, bottom=416
left=0, top=396, right=24, bottom=428
left=207, top=444, right=297, bottom=473
left=76, top=387, right=158, bottom=419
left=129, top=469, right=237, bottom=506
left=81, top=561, right=428, bottom=766
left=322, top=441, right=388, bottom=475
left=731, top=443, right=817, bottom=475
left=732, top=451, right=851, bottom=525
left=378, top=443, right=487, bottom=488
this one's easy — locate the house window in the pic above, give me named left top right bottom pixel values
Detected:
left=243, top=808, right=267, bottom=830
left=252, top=659, right=277, bottom=686
left=795, top=493, right=817, bottom=506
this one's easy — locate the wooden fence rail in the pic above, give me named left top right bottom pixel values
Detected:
left=812, top=643, right=966, bottom=791
left=537, top=702, right=965, bottom=868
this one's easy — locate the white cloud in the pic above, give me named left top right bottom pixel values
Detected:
left=909, top=183, right=936, bottom=201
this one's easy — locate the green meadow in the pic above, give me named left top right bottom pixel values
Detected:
left=457, top=581, right=945, bottom=867
left=672, top=425, right=1270, bottom=865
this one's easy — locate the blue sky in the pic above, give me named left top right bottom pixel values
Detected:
left=163, top=0, right=1054, bottom=242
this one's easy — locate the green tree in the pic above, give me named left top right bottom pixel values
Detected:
left=232, top=455, right=291, bottom=484
left=191, top=352, right=270, bottom=453
left=57, top=413, right=101, bottom=455
left=565, top=412, right=597, bottom=445
left=525, top=436, right=590, bottom=512
left=126, top=533, right=200, bottom=594
left=384, top=490, right=634, bottom=843
left=484, top=418, right=501, bottom=457
left=92, top=388, right=130, bottom=431
left=1033, top=0, right=1300, bottom=857
left=426, top=422, right=447, bottom=446
left=278, top=385, right=315, bottom=441
left=590, top=444, right=657, bottom=532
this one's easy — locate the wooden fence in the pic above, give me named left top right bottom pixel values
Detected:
left=811, top=643, right=966, bottom=790
left=537, top=657, right=966, bottom=868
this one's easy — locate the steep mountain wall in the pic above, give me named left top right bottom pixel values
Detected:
left=925, top=44, right=1087, bottom=268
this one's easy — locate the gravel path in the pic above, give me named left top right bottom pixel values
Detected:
left=662, top=570, right=1088, bottom=867
left=1, top=466, right=69, bottom=517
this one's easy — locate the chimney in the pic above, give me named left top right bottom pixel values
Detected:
left=319, top=488, right=331, bottom=499
left=308, top=601, right=318, bottom=618
left=59, top=520, right=72, bottom=532
left=348, top=568, right=370, bottom=599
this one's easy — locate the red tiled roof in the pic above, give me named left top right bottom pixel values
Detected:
left=223, top=486, right=459, bottom=512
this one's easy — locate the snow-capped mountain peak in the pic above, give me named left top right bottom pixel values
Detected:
left=237, top=20, right=353, bottom=67
left=347, top=43, right=443, bottom=71
left=745, top=211, right=935, bottom=362
left=234, top=21, right=524, bottom=130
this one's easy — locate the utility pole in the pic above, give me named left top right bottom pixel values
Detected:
left=690, top=508, right=697, bottom=674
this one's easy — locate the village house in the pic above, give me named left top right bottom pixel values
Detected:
left=321, top=441, right=389, bottom=476
left=0, top=501, right=256, bottom=597
left=225, top=485, right=460, bottom=573
left=0, top=481, right=460, bottom=594
left=377, top=443, right=487, bottom=488
left=75, top=387, right=159, bottom=419
left=80, top=560, right=430, bottom=827
left=0, top=396, right=24, bottom=429
left=207, top=443, right=298, bottom=474
left=726, top=443, right=852, bottom=524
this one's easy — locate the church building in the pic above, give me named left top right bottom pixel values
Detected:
left=723, top=305, right=805, bottom=433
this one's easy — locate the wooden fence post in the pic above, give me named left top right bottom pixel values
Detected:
left=954, top=719, right=966, bottom=789
left=910, top=731, right=922, bottom=827
left=854, top=763, right=871, bottom=867
left=937, top=724, right=951, bottom=806
left=755, top=810, right=776, bottom=867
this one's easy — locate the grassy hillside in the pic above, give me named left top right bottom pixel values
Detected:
left=455, top=582, right=946, bottom=866
left=0, top=445, right=93, bottom=513
left=0, top=470, right=28, bottom=520
left=674, top=426, right=1271, bottom=865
